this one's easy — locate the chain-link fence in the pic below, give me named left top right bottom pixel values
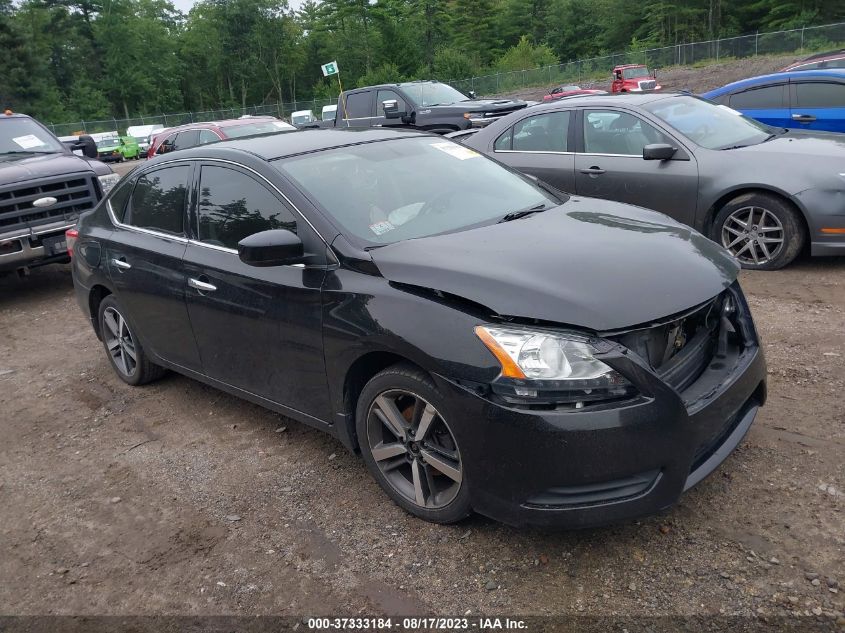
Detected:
left=48, top=97, right=337, bottom=138
left=448, top=21, right=845, bottom=96
left=48, top=21, right=845, bottom=137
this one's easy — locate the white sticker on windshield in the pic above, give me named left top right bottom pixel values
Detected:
left=13, top=134, right=48, bottom=149
left=369, top=220, right=395, bottom=236
left=430, top=142, right=479, bottom=160
left=716, top=104, right=743, bottom=116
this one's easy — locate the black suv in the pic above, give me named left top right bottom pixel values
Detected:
left=0, top=112, right=118, bottom=274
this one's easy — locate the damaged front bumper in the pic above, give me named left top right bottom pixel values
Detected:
left=433, top=284, right=767, bottom=528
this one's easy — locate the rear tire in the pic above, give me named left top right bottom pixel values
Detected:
left=356, top=364, right=471, bottom=524
left=97, top=295, right=165, bottom=386
left=713, top=192, right=805, bottom=270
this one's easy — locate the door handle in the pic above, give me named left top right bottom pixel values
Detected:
left=111, top=257, right=131, bottom=270
left=580, top=167, right=606, bottom=176
left=188, top=277, right=217, bottom=293
left=791, top=113, right=816, bottom=122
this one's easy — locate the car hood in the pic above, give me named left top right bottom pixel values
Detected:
left=436, top=99, right=527, bottom=113
left=0, top=152, right=98, bottom=185
left=370, top=198, right=739, bottom=331
left=734, top=130, right=845, bottom=158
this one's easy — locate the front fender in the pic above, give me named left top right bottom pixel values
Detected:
left=321, top=268, right=501, bottom=421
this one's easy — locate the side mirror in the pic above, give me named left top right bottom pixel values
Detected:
left=73, top=134, right=98, bottom=159
left=238, top=229, right=305, bottom=267
left=468, top=90, right=477, bottom=99
left=643, top=143, right=677, bottom=161
left=652, top=68, right=658, bottom=78
left=382, top=99, right=406, bottom=119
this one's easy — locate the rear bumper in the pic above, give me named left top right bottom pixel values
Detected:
left=0, top=221, right=76, bottom=271
left=433, top=323, right=766, bottom=528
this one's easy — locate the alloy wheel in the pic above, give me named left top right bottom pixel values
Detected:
left=366, top=390, right=462, bottom=509
left=103, top=306, right=138, bottom=378
left=721, top=205, right=784, bottom=266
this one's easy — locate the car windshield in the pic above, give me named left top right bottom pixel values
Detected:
left=622, top=67, right=651, bottom=79
left=0, top=117, right=65, bottom=155
left=276, top=136, right=560, bottom=247
left=224, top=120, right=294, bottom=138
left=96, top=138, right=118, bottom=148
left=399, top=82, right=469, bottom=107
left=644, top=95, right=774, bottom=149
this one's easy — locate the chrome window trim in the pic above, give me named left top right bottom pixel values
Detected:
left=107, top=157, right=337, bottom=269
left=494, top=150, right=574, bottom=155
left=577, top=152, right=645, bottom=158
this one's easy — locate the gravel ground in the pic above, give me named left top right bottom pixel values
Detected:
left=0, top=53, right=843, bottom=624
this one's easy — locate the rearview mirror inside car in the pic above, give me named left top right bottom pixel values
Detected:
left=382, top=99, right=406, bottom=119
left=643, top=143, right=677, bottom=161
left=238, top=229, right=305, bottom=267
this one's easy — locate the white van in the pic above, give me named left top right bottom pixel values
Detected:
left=322, top=104, right=338, bottom=121
left=291, top=110, right=317, bottom=126
left=126, top=124, right=164, bottom=152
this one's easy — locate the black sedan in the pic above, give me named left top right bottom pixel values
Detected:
left=70, top=128, right=766, bottom=527
left=455, top=92, right=845, bottom=270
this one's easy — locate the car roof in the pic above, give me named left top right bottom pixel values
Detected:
left=527, top=91, right=677, bottom=110
left=149, top=127, right=431, bottom=163
left=703, top=68, right=845, bottom=95
left=152, top=117, right=278, bottom=137
left=792, top=48, right=845, bottom=63
left=614, top=64, right=647, bottom=69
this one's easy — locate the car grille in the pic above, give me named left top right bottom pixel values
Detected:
left=639, top=79, right=657, bottom=90
left=608, top=292, right=731, bottom=393
left=0, top=175, right=97, bottom=233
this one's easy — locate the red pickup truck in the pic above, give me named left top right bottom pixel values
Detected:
left=611, top=65, right=662, bottom=93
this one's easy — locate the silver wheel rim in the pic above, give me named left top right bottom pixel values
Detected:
left=366, top=390, right=462, bottom=510
left=721, top=206, right=784, bottom=265
left=103, top=306, right=138, bottom=378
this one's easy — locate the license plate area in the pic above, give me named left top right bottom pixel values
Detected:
left=41, top=235, right=67, bottom=256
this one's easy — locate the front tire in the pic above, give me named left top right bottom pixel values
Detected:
left=714, top=192, right=805, bottom=270
left=356, top=365, right=471, bottom=524
left=97, top=296, right=165, bottom=386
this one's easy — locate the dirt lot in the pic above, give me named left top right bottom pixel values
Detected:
left=0, top=52, right=843, bottom=624
left=501, top=52, right=807, bottom=101
left=0, top=253, right=843, bottom=622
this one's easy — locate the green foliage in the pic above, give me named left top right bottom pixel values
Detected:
left=1, top=0, right=843, bottom=124
left=496, top=36, right=559, bottom=71
left=356, top=63, right=406, bottom=88
left=432, top=48, right=480, bottom=82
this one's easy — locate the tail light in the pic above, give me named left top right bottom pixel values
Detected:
left=65, top=228, right=79, bottom=257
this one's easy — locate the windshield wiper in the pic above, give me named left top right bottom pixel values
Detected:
left=498, top=203, right=549, bottom=223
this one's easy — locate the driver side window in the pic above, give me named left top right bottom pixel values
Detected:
left=583, top=110, right=670, bottom=155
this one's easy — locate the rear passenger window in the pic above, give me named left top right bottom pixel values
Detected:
left=199, top=129, right=220, bottom=145
left=344, top=91, right=372, bottom=119
left=494, top=127, right=513, bottom=151
left=108, top=180, right=132, bottom=222
left=794, top=82, right=845, bottom=108
left=127, top=166, right=189, bottom=235
left=729, top=85, right=783, bottom=109
left=174, top=130, right=200, bottom=151
left=512, top=111, right=570, bottom=152
left=197, top=165, right=296, bottom=250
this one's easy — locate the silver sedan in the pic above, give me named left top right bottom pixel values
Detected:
left=455, top=93, right=845, bottom=270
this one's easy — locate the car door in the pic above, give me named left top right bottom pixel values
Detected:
left=181, top=162, right=331, bottom=420
left=488, top=109, right=576, bottom=192
left=790, top=79, right=845, bottom=133
left=573, top=108, right=699, bottom=226
left=340, top=90, right=375, bottom=128
left=726, top=83, right=790, bottom=128
left=105, top=163, right=203, bottom=372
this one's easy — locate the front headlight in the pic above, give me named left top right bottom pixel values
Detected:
left=475, top=325, right=633, bottom=405
left=97, top=173, right=121, bottom=195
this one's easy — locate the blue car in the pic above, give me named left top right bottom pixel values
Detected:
left=702, top=69, right=845, bottom=133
